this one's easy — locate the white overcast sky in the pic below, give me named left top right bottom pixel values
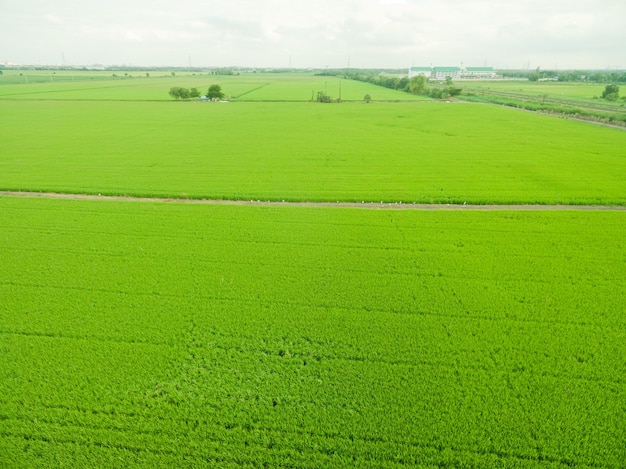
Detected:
left=1, top=0, right=624, bottom=69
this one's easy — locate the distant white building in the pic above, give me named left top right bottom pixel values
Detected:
left=409, top=65, right=498, bottom=80
left=461, top=67, right=497, bottom=79
left=408, top=66, right=431, bottom=79
left=433, top=66, right=462, bottom=80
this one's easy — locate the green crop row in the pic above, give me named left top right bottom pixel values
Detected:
left=1, top=197, right=624, bottom=467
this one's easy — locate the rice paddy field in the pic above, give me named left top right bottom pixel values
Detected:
left=458, top=80, right=626, bottom=121
left=459, top=80, right=610, bottom=100
left=1, top=72, right=625, bottom=468
left=0, top=70, right=425, bottom=102
left=1, top=99, right=625, bottom=205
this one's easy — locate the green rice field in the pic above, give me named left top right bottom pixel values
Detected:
left=1, top=99, right=625, bottom=204
left=0, top=71, right=423, bottom=102
left=1, top=198, right=625, bottom=468
left=460, top=80, right=610, bottom=100
left=1, top=73, right=625, bottom=467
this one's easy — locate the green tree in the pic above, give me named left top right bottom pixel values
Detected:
left=169, top=87, right=191, bottom=100
left=408, top=75, right=428, bottom=94
left=428, top=88, right=443, bottom=99
left=364, top=94, right=371, bottom=103
left=207, top=84, right=225, bottom=100
left=441, top=77, right=461, bottom=97
left=601, top=84, right=620, bottom=101
left=385, top=77, right=400, bottom=89
left=528, top=67, right=541, bottom=82
left=448, top=86, right=462, bottom=97
left=189, top=87, right=200, bottom=98
left=316, top=91, right=332, bottom=103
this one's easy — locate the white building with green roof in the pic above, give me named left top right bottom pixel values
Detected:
left=409, top=65, right=498, bottom=80
left=407, top=66, right=431, bottom=78
left=462, top=67, right=497, bottom=79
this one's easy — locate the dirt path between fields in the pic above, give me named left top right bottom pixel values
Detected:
left=2, top=191, right=625, bottom=211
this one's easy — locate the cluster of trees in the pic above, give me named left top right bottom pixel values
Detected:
left=211, top=68, right=239, bottom=76
left=326, top=71, right=461, bottom=99
left=339, top=71, right=409, bottom=92
left=601, top=84, right=620, bottom=101
left=407, top=75, right=462, bottom=98
left=428, top=81, right=462, bottom=99
left=168, top=87, right=200, bottom=99
left=316, top=91, right=335, bottom=103
left=168, top=84, right=225, bottom=100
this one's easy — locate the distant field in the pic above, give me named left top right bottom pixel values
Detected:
left=1, top=99, right=625, bottom=204
left=1, top=70, right=619, bottom=102
left=0, top=73, right=242, bottom=101
left=459, top=80, right=609, bottom=100
left=228, top=74, right=427, bottom=101
left=0, top=71, right=421, bottom=102
left=1, top=196, right=624, bottom=468
left=0, top=69, right=124, bottom=85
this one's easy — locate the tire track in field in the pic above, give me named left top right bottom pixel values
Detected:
left=1, top=191, right=625, bottom=211
left=0, top=413, right=609, bottom=468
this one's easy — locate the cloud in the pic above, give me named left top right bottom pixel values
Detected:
left=0, top=0, right=624, bottom=68
left=124, top=31, right=144, bottom=42
left=44, top=14, right=63, bottom=24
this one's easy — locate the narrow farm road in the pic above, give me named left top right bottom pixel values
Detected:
left=2, top=191, right=625, bottom=211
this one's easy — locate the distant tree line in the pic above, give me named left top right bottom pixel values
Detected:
left=318, top=67, right=626, bottom=85
left=347, top=71, right=461, bottom=99
left=316, top=70, right=461, bottom=99
left=211, top=69, right=239, bottom=76
left=502, top=69, right=626, bottom=83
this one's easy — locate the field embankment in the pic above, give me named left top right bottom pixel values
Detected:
left=2, top=190, right=626, bottom=211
